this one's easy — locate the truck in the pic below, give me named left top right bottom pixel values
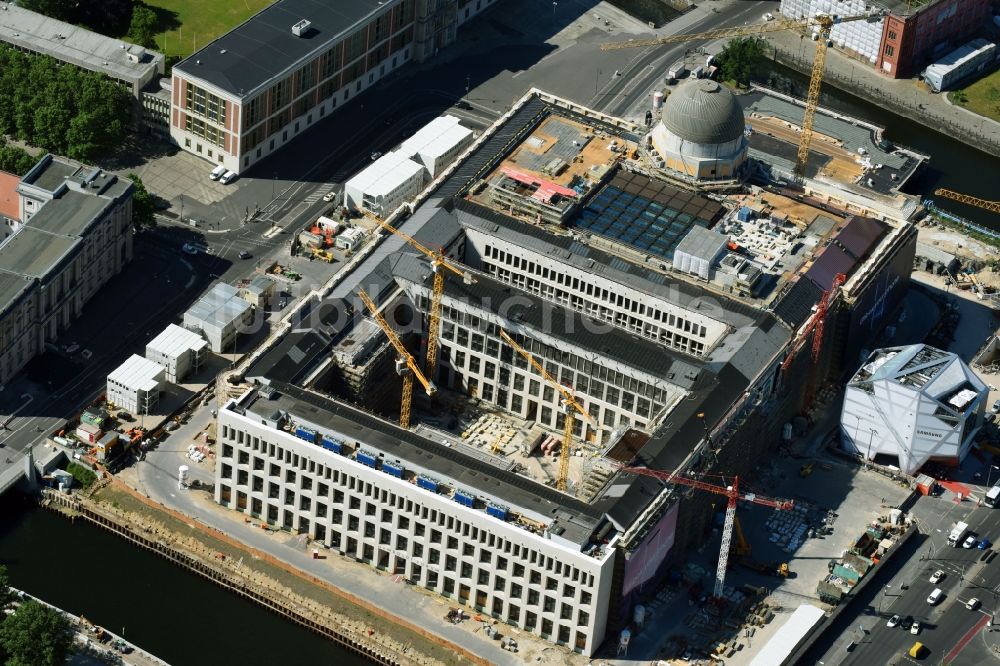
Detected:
left=986, top=484, right=1000, bottom=507
left=948, top=521, right=970, bottom=547
left=666, top=61, right=688, bottom=83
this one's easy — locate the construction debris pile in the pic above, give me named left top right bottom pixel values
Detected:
left=765, top=501, right=837, bottom=554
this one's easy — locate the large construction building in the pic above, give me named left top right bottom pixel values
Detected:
left=779, top=0, right=992, bottom=78
left=169, top=0, right=500, bottom=173
left=216, top=88, right=919, bottom=655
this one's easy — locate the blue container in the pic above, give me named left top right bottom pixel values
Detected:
left=383, top=461, right=404, bottom=478
left=454, top=491, right=475, bottom=507
left=320, top=437, right=342, bottom=453
left=356, top=449, right=378, bottom=468
left=294, top=426, right=318, bottom=443
left=417, top=476, right=439, bottom=492
left=486, top=504, right=508, bottom=521
left=737, top=206, right=752, bottom=222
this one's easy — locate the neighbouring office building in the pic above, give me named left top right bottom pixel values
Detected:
left=0, top=155, right=134, bottom=387
left=169, top=0, right=501, bottom=173
left=840, top=344, right=987, bottom=475
left=778, top=0, right=991, bottom=78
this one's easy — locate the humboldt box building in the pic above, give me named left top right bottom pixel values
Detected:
left=213, top=90, right=917, bottom=655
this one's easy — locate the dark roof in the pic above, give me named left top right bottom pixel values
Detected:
left=26, top=190, right=113, bottom=238
left=805, top=244, right=856, bottom=291
left=246, top=297, right=354, bottom=382
left=771, top=278, right=823, bottom=329
left=174, top=0, right=388, bottom=96
left=259, top=382, right=603, bottom=545
left=835, top=216, right=886, bottom=260
left=0, top=227, right=79, bottom=280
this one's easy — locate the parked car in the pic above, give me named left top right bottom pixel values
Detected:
left=181, top=243, right=199, bottom=255
left=219, top=170, right=238, bottom=184
left=927, top=588, right=943, bottom=604
left=929, top=570, right=945, bottom=584
left=992, top=398, right=1000, bottom=413
left=964, top=534, right=978, bottom=549
left=209, top=165, right=226, bottom=180
left=979, top=538, right=993, bottom=550
left=456, top=100, right=473, bottom=110
left=370, top=151, right=382, bottom=161
left=910, top=621, right=920, bottom=635
left=322, top=189, right=337, bottom=202
left=967, top=597, right=981, bottom=610
left=238, top=250, right=252, bottom=260
left=887, top=614, right=901, bottom=628
left=762, top=12, right=775, bottom=21
left=901, top=616, right=913, bottom=630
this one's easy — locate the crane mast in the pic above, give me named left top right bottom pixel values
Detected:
left=357, top=288, right=436, bottom=429
left=622, top=466, right=793, bottom=597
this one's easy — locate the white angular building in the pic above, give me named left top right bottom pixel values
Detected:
left=840, top=344, right=987, bottom=474
left=343, top=152, right=426, bottom=218
left=183, top=283, right=254, bottom=353
left=107, top=354, right=166, bottom=415
left=146, top=323, right=208, bottom=382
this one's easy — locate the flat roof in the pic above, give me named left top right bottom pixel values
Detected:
left=0, top=227, right=79, bottom=280
left=400, top=116, right=474, bottom=159
left=749, top=604, right=826, bottom=666
left=147, top=324, right=208, bottom=358
left=347, top=152, right=425, bottom=197
left=924, top=39, right=996, bottom=77
left=25, top=190, right=112, bottom=238
left=185, top=283, right=251, bottom=328
left=24, top=159, right=78, bottom=193
left=0, top=4, right=162, bottom=85
left=244, top=382, right=604, bottom=547
left=0, top=271, right=33, bottom=318
left=173, top=0, right=388, bottom=97
left=108, top=354, right=164, bottom=391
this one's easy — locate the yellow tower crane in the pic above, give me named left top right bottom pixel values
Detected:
left=499, top=329, right=596, bottom=492
left=601, top=12, right=883, bottom=178
left=366, top=214, right=475, bottom=379
left=934, top=189, right=1000, bottom=214
left=357, top=288, right=437, bottom=429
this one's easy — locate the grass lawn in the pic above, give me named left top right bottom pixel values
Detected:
left=144, top=0, right=274, bottom=58
left=949, top=68, right=1000, bottom=124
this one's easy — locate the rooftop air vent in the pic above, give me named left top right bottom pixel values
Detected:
left=291, top=19, right=311, bottom=37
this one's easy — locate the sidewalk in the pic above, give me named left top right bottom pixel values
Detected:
left=766, top=28, right=1000, bottom=158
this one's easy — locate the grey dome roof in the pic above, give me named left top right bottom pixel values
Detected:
left=660, top=79, right=745, bottom=145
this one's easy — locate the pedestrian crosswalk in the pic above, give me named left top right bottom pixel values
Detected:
left=303, top=186, right=333, bottom=205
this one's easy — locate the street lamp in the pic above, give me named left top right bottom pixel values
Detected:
left=988, top=464, right=1000, bottom=487
left=866, top=428, right=877, bottom=469
left=552, top=1, right=557, bottom=19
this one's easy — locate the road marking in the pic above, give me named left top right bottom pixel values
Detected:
left=945, top=613, right=990, bottom=662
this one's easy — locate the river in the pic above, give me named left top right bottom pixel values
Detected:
left=0, top=493, right=367, bottom=666
left=766, top=63, right=1000, bottom=230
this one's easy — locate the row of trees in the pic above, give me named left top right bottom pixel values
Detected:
left=0, top=566, right=73, bottom=666
left=0, top=44, right=131, bottom=161
left=0, top=140, right=37, bottom=176
left=18, top=0, right=159, bottom=48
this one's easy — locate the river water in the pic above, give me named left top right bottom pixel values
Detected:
left=766, top=63, right=1000, bottom=230
left=0, top=493, right=367, bottom=666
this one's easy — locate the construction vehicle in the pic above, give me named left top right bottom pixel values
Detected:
left=365, top=213, right=475, bottom=379
left=622, top=466, right=794, bottom=598
left=934, top=189, right=1000, bottom=214
left=357, top=288, right=436, bottom=429
left=311, top=247, right=335, bottom=263
left=500, top=329, right=596, bottom=493
left=602, top=12, right=884, bottom=179
left=738, top=557, right=789, bottom=578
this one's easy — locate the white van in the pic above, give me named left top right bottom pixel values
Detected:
left=927, top=588, right=943, bottom=604
left=209, top=165, right=226, bottom=180
left=219, top=170, right=237, bottom=185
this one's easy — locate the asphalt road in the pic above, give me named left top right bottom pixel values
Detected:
left=840, top=506, right=1000, bottom=665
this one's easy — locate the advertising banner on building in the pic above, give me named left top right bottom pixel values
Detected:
left=622, top=502, right=679, bottom=597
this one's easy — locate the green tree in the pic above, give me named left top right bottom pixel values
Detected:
left=716, top=37, right=769, bottom=88
left=0, top=564, right=14, bottom=611
left=127, top=4, right=158, bottom=49
left=16, top=0, right=76, bottom=22
left=127, top=173, right=156, bottom=228
left=0, top=142, right=38, bottom=176
left=0, top=600, right=73, bottom=666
